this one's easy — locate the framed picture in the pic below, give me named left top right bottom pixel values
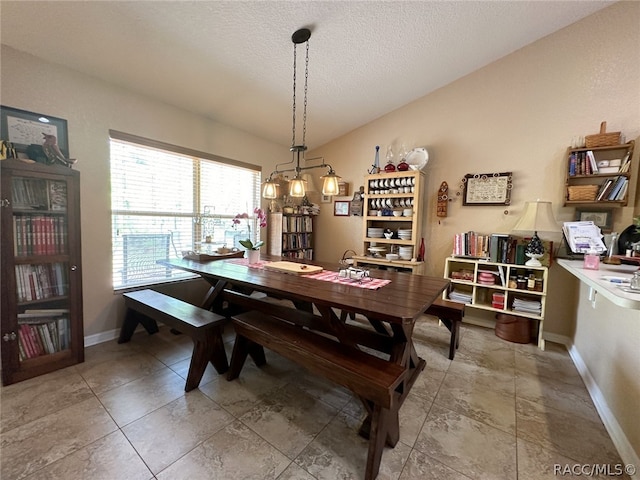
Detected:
left=575, top=208, right=613, bottom=233
left=0, top=106, right=69, bottom=158
left=338, top=181, right=349, bottom=196
left=334, top=200, right=351, bottom=216
left=321, top=194, right=332, bottom=204
left=462, top=172, right=513, bottom=206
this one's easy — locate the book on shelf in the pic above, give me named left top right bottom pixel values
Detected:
left=618, top=151, right=632, bottom=173
left=489, top=234, right=515, bottom=263
left=586, top=151, right=598, bottom=174
left=606, top=176, right=627, bottom=201
left=452, top=231, right=490, bottom=258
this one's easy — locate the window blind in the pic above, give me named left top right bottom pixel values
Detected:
left=110, top=131, right=261, bottom=290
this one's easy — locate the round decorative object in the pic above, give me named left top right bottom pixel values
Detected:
left=397, top=160, right=409, bottom=171
left=384, top=160, right=396, bottom=172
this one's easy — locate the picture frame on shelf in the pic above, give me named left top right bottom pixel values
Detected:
left=462, top=172, right=513, bottom=206
left=0, top=106, right=70, bottom=158
left=334, top=200, right=351, bottom=216
left=575, top=208, right=613, bottom=233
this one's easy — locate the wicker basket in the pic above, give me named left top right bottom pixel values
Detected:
left=567, top=185, right=599, bottom=201
left=585, top=121, right=621, bottom=148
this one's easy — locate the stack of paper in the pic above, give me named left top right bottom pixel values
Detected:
left=448, top=289, right=472, bottom=304
left=562, top=221, right=607, bottom=254
left=512, top=297, right=542, bottom=314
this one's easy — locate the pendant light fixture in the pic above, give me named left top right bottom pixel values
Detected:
left=262, top=27, right=341, bottom=200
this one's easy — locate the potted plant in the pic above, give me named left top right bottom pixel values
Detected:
left=233, top=208, right=267, bottom=264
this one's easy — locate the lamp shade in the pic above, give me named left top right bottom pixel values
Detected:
left=289, top=176, right=306, bottom=197
left=512, top=201, right=558, bottom=233
left=262, top=180, right=278, bottom=199
left=321, top=171, right=341, bottom=196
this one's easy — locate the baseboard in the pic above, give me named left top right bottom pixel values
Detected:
left=566, top=341, right=639, bottom=479
left=84, top=327, right=140, bottom=347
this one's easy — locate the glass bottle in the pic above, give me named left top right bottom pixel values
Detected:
left=418, top=238, right=425, bottom=261
left=630, top=271, right=640, bottom=291
left=384, top=146, right=396, bottom=172
left=603, top=232, right=620, bottom=265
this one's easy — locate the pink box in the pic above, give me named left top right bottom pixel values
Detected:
left=583, top=253, right=600, bottom=270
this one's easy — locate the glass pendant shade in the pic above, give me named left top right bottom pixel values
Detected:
left=262, top=180, right=278, bottom=199
left=289, top=176, right=306, bottom=197
left=321, top=171, right=341, bottom=196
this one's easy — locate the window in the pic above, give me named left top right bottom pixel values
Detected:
left=110, top=131, right=261, bottom=290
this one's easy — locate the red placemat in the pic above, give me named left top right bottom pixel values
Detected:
left=228, top=258, right=390, bottom=290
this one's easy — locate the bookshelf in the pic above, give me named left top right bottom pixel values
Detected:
left=267, top=212, right=315, bottom=259
left=444, top=257, right=548, bottom=350
left=564, top=141, right=635, bottom=206
left=1, top=159, right=84, bottom=385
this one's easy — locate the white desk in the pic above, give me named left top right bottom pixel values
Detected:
left=557, top=259, right=640, bottom=310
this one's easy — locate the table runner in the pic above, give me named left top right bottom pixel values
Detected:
left=228, top=258, right=391, bottom=290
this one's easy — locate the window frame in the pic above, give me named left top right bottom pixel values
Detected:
left=109, top=130, right=262, bottom=291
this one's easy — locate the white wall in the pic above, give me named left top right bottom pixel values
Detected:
left=1, top=45, right=287, bottom=337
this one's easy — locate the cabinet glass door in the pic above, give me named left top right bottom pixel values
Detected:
left=11, top=175, right=72, bottom=362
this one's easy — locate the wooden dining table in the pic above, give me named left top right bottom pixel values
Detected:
left=160, top=255, right=449, bottom=479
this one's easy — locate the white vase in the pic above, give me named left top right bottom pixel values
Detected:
left=246, top=250, right=260, bottom=264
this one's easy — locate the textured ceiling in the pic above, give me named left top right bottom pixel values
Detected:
left=1, top=1, right=613, bottom=148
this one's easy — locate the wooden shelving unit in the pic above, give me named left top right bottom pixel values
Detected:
left=352, top=170, right=425, bottom=274
left=564, top=141, right=634, bottom=206
left=1, top=159, right=84, bottom=385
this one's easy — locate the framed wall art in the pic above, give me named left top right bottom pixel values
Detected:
left=334, top=200, right=351, bottom=216
left=462, top=172, right=513, bottom=206
left=575, top=208, right=613, bottom=233
left=0, top=106, right=69, bottom=158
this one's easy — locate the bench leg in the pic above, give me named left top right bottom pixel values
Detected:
left=185, top=340, right=209, bottom=392
left=365, top=404, right=389, bottom=480
left=117, top=309, right=160, bottom=343
left=227, top=334, right=267, bottom=381
left=207, top=327, right=229, bottom=374
left=184, top=328, right=229, bottom=392
left=440, top=318, right=461, bottom=360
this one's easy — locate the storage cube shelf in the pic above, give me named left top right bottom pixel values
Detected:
left=444, top=257, right=548, bottom=349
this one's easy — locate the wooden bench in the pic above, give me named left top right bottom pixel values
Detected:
left=118, top=289, right=229, bottom=391
left=227, top=310, right=405, bottom=480
left=424, top=298, right=465, bottom=360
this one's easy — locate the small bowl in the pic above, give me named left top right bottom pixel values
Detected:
left=386, top=253, right=399, bottom=261
left=392, top=210, right=403, bottom=217
left=403, top=208, right=413, bottom=217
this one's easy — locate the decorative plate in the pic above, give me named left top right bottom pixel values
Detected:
left=405, top=147, right=429, bottom=171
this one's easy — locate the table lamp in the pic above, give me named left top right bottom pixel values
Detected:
left=512, top=200, right=558, bottom=266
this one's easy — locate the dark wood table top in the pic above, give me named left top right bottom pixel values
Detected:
left=161, top=256, right=449, bottom=325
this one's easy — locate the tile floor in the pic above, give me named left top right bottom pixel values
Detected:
left=0, top=314, right=627, bottom=480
